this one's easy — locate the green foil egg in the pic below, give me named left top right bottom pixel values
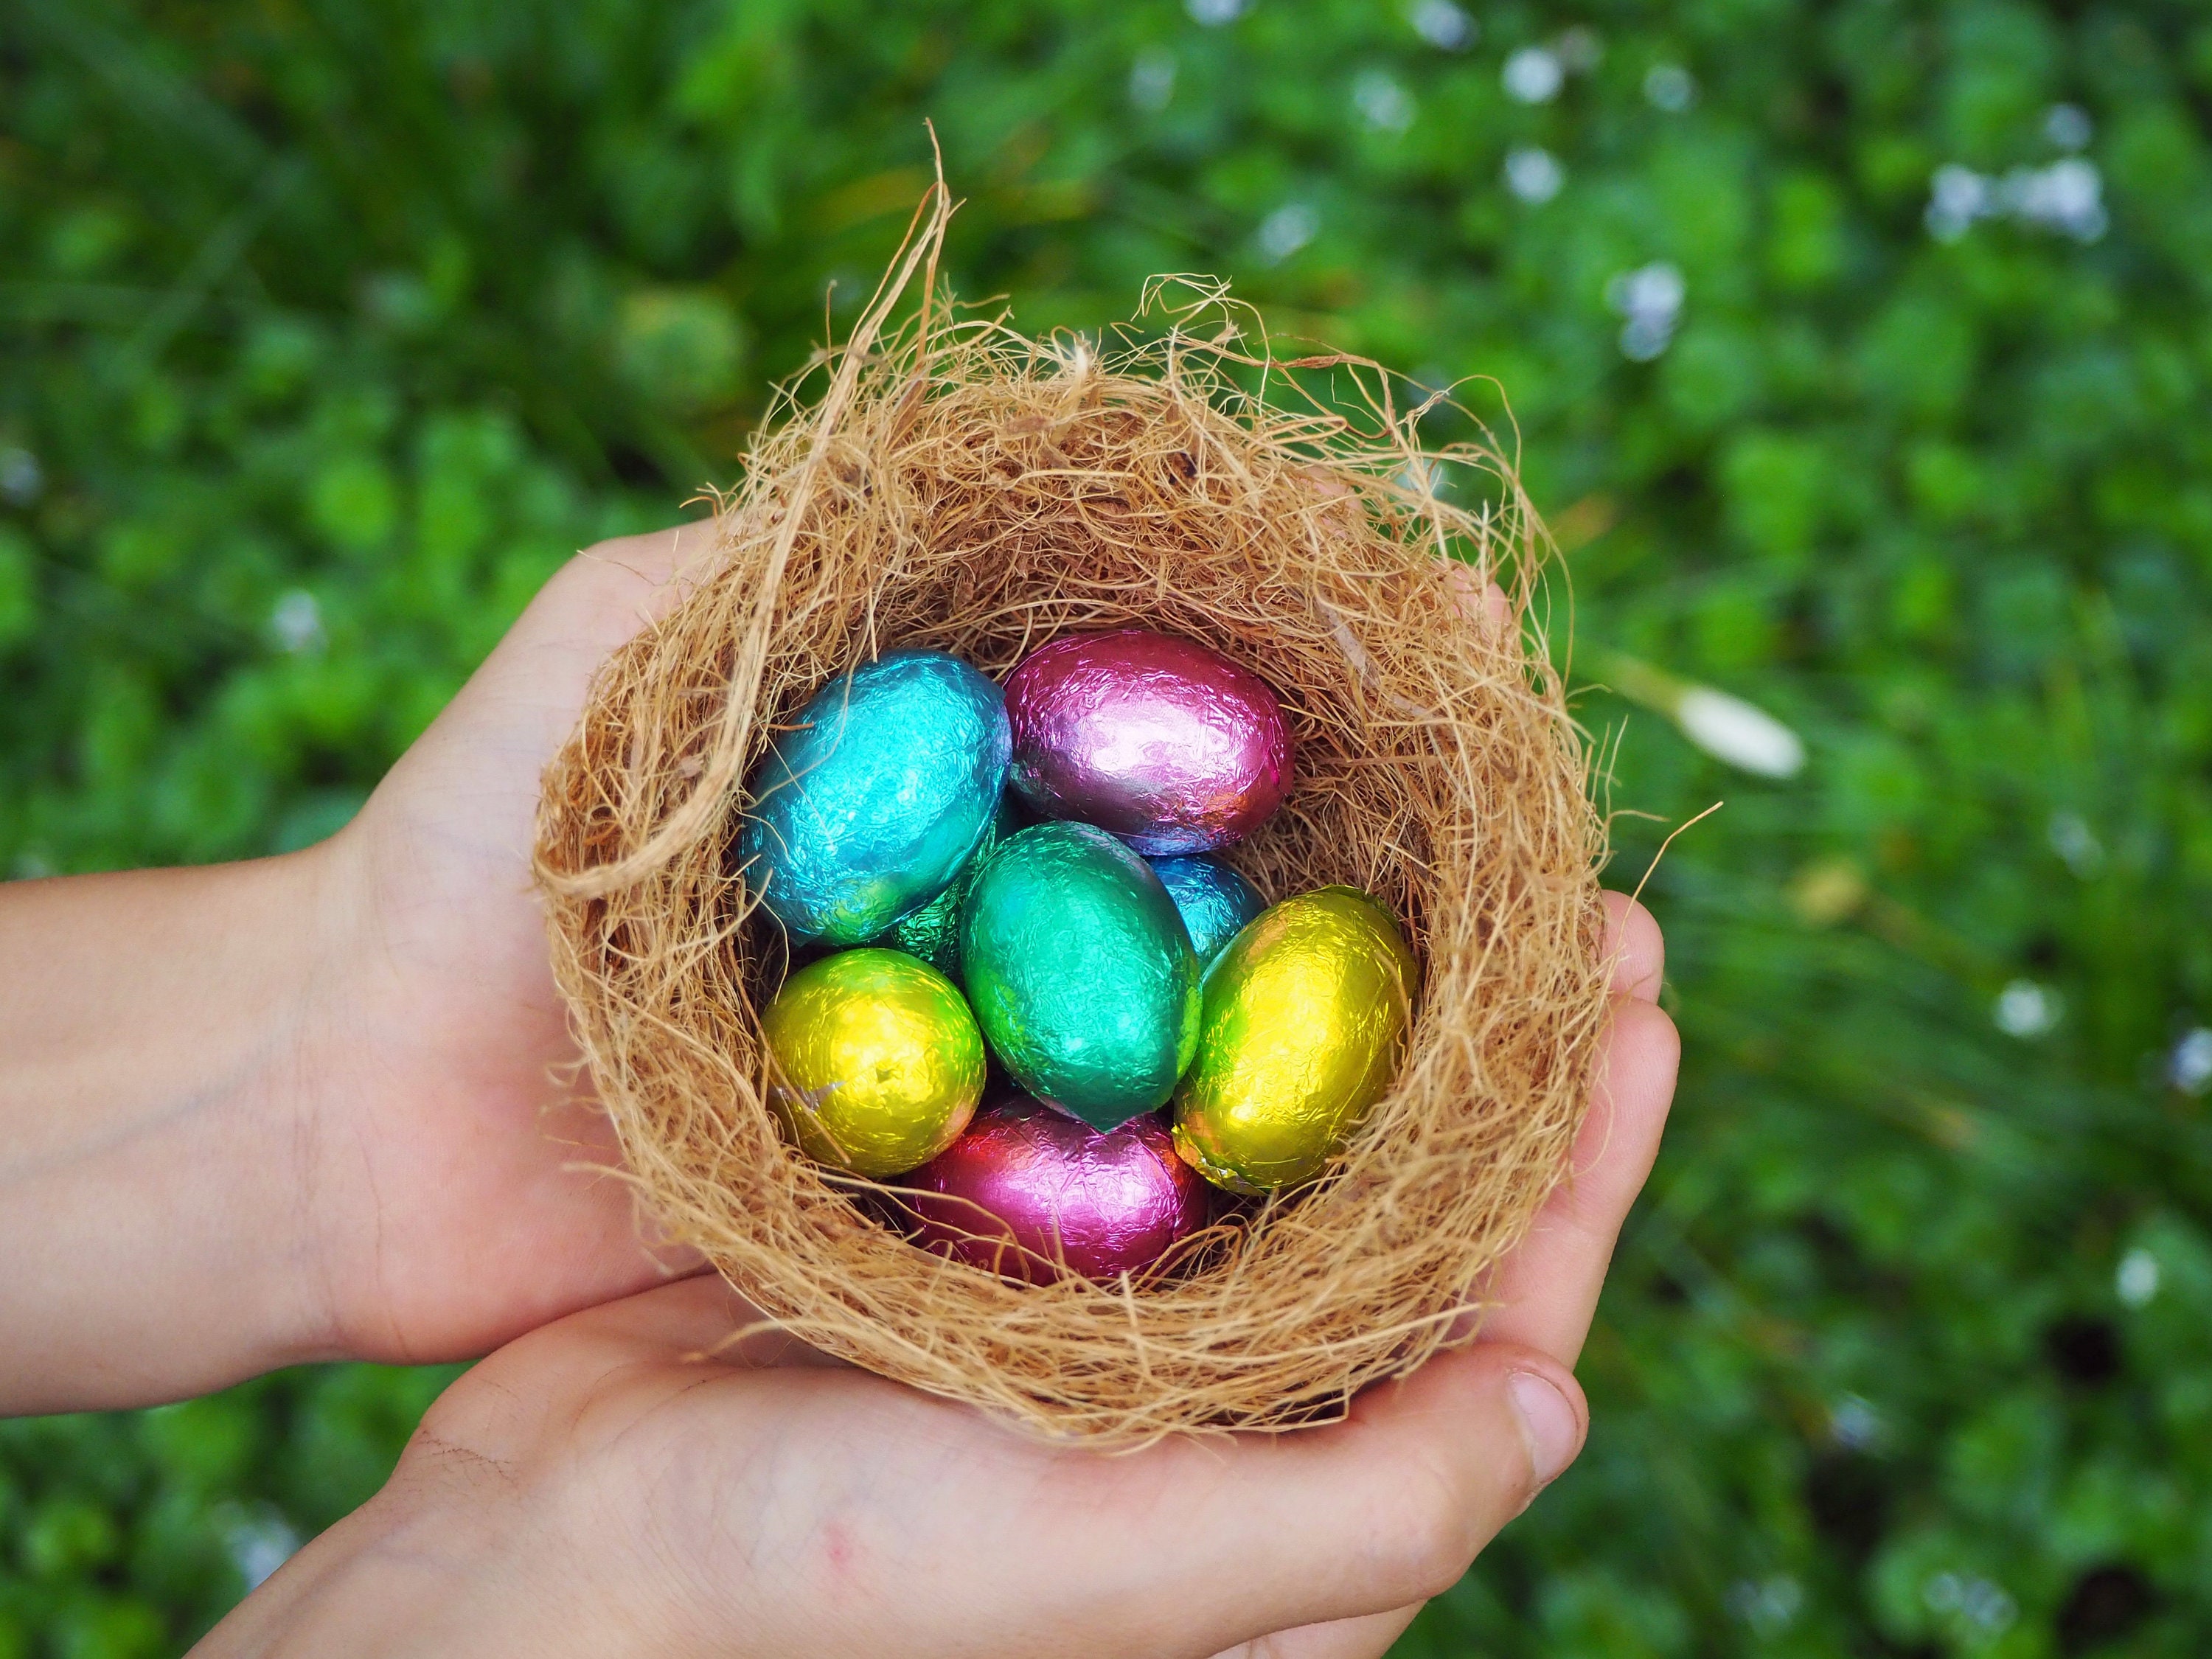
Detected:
left=960, top=821, right=1201, bottom=1131
left=1171, top=887, right=1418, bottom=1194
left=760, top=948, right=986, bottom=1178
left=871, top=795, right=1023, bottom=981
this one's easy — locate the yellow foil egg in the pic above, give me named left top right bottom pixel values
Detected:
left=1171, top=888, right=1417, bottom=1194
left=762, top=948, right=986, bottom=1178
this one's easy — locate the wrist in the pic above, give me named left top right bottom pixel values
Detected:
left=189, top=1483, right=483, bottom=1658
left=0, top=843, right=352, bottom=1411
left=195, top=1438, right=654, bottom=1658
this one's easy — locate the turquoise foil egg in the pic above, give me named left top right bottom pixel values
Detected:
left=742, top=650, right=1011, bottom=947
left=1147, top=855, right=1266, bottom=971
left=961, top=821, right=1201, bottom=1132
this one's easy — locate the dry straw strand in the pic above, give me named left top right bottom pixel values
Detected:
left=534, top=189, right=1613, bottom=1446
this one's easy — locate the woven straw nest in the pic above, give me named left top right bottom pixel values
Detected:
left=534, top=190, right=1613, bottom=1445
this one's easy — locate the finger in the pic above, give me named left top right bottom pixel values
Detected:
left=433, top=1292, right=1583, bottom=1659
left=1467, top=997, right=1678, bottom=1364
left=616, top=1276, right=1587, bottom=1646
left=543, top=521, right=717, bottom=656
left=1085, top=1343, right=1585, bottom=1653
left=1444, top=563, right=1513, bottom=635
left=467, top=521, right=712, bottom=742
left=369, top=521, right=714, bottom=824
left=543, top=1271, right=846, bottom=1371
left=1598, top=891, right=1663, bottom=1001
left=458, top=1277, right=1582, bottom=1654
left=410, top=1274, right=847, bottom=1470
left=1208, top=1602, right=1424, bottom=1659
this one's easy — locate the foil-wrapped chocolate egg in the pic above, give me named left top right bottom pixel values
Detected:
left=869, top=796, right=1023, bottom=981
left=1005, top=629, right=1293, bottom=854
left=1147, top=855, right=1267, bottom=971
left=960, top=821, right=1201, bottom=1131
left=742, top=649, right=1010, bottom=947
left=761, top=948, right=985, bottom=1178
left=908, top=1095, right=1211, bottom=1284
left=1172, top=888, right=1418, bottom=1194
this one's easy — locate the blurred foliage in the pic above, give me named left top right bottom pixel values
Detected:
left=4, top=0, right=2212, bottom=1652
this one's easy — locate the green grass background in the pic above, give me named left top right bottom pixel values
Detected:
left=6, top=1, right=2212, bottom=1652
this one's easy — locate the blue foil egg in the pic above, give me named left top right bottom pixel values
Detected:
left=1147, top=855, right=1267, bottom=971
left=742, top=650, right=1011, bottom=947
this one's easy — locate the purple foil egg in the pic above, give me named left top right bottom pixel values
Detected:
left=1004, top=630, right=1294, bottom=855
left=908, top=1096, right=1212, bottom=1284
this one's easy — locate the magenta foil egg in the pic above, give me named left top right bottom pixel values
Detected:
left=1004, top=629, right=1294, bottom=855
left=908, top=1096, right=1212, bottom=1284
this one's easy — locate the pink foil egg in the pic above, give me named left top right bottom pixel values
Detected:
left=1004, top=629, right=1294, bottom=855
left=908, top=1095, right=1212, bottom=1284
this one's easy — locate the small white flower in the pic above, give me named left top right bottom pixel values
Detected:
left=1644, top=63, right=1696, bottom=111
left=2116, top=1247, right=2160, bottom=1307
left=1927, top=1571, right=2012, bottom=1627
left=2047, top=810, right=2104, bottom=877
left=1994, top=979, right=2060, bottom=1038
left=1353, top=70, right=1415, bottom=133
left=215, top=1503, right=300, bottom=1590
left=1408, top=0, right=1475, bottom=50
left=2168, top=1028, right=2212, bottom=1094
left=1925, top=163, right=1994, bottom=241
left=1130, top=48, right=1176, bottom=111
left=1254, top=202, right=1319, bottom=264
left=1830, top=1394, right=1880, bottom=1449
left=1394, top=457, right=1441, bottom=496
left=1607, top=262, right=1686, bottom=321
left=1618, top=314, right=1670, bottom=361
left=1186, top=0, right=1248, bottom=24
left=1503, top=145, right=1564, bottom=203
left=1674, top=686, right=1804, bottom=778
left=1502, top=46, right=1564, bottom=104
left=2003, top=158, right=2106, bottom=241
left=1963, top=1579, right=2017, bottom=1634
left=1607, top=261, right=1686, bottom=360
left=2045, top=102, right=2093, bottom=152
left=1929, top=158, right=2106, bottom=243
left=0, top=446, right=40, bottom=505
left=1728, top=1575, right=1804, bottom=1634
left=270, top=588, right=325, bottom=655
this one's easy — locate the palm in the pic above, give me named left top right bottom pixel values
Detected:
left=352, top=890, right=1673, bottom=1659
left=400, top=1274, right=1433, bottom=1658
left=307, top=527, right=707, bottom=1363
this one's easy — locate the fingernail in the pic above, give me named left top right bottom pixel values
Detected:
left=1508, top=1371, right=1579, bottom=1487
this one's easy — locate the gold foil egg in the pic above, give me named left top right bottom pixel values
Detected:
left=1171, top=887, right=1417, bottom=1194
left=762, top=948, right=986, bottom=1178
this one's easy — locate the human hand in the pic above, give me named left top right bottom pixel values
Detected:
left=299, top=525, right=717, bottom=1363
left=197, top=896, right=1674, bottom=1659
left=0, top=526, right=709, bottom=1411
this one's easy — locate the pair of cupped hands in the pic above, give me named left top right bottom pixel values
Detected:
left=1, top=526, right=1677, bottom=1658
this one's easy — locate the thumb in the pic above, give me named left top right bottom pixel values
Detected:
left=1168, top=1342, right=1587, bottom=1652
left=1203, top=1604, right=1423, bottom=1659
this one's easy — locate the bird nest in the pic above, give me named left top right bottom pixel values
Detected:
left=533, top=192, right=1611, bottom=1444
